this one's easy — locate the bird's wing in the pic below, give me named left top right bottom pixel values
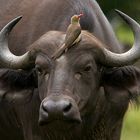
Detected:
left=65, top=25, right=81, bottom=47
left=51, top=44, right=66, bottom=59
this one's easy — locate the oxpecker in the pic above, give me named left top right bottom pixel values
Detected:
left=52, top=14, right=83, bottom=59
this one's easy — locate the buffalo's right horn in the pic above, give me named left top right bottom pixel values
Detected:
left=0, top=16, right=34, bottom=69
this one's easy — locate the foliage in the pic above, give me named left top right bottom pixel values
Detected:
left=121, top=108, right=140, bottom=140
left=96, top=0, right=139, bottom=45
left=97, top=0, right=140, bottom=20
left=115, top=23, right=134, bottom=45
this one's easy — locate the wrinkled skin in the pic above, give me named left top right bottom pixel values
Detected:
left=0, top=0, right=140, bottom=140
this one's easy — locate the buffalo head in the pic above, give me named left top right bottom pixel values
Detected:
left=0, top=10, right=140, bottom=132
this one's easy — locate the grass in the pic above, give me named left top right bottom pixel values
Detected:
left=121, top=107, right=140, bottom=140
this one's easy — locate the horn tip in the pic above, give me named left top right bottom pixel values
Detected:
left=114, top=9, right=139, bottom=29
left=115, top=9, right=133, bottom=25
left=115, top=9, right=125, bottom=17
left=14, top=16, right=23, bottom=22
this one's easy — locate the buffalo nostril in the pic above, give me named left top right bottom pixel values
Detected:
left=63, top=102, right=72, bottom=113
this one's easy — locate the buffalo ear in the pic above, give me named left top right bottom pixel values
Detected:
left=102, top=66, right=140, bottom=105
left=0, top=69, right=37, bottom=104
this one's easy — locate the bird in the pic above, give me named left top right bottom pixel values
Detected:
left=52, top=14, right=83, bottom=59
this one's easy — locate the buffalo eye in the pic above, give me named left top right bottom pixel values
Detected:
left=75, top=64, right=92, bottom=79
left=36, top=66, right=43, bottom=75
left=83, top=65, right=92, bottom=72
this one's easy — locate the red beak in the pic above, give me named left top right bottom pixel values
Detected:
left=78, top=13, right=84, bottom=18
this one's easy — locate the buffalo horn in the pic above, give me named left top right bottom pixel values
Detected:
left=0, top=16, right=33, bottom=69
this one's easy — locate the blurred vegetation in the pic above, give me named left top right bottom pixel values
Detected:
left=97, top=0, right=140, bottom=21
left=97, top=0, right=140, bottom=45
left=96, top=1, right=140, bottom=140
left=115, top=24, right=134, bottom=45
left=121, top=107, right=140, bottom=140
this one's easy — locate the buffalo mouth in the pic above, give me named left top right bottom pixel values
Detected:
left=39, top=117, right=81, bottom=126
left=38, top=118, right=82, bottom=131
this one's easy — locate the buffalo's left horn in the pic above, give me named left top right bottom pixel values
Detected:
left=0, top=16, right=33, bottom=69
left=99, top=10, right=140, bottom=67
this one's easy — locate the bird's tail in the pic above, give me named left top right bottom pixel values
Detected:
left=51, top=44, right=66, bottom=59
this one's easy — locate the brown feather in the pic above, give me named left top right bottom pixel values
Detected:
left=52, top=14, right=82, bottom=59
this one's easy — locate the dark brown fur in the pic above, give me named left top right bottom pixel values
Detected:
left=0, top=1, right=140, bottom=140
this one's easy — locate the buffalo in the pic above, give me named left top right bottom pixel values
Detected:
left=0, top=0, right=140, bottom=140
